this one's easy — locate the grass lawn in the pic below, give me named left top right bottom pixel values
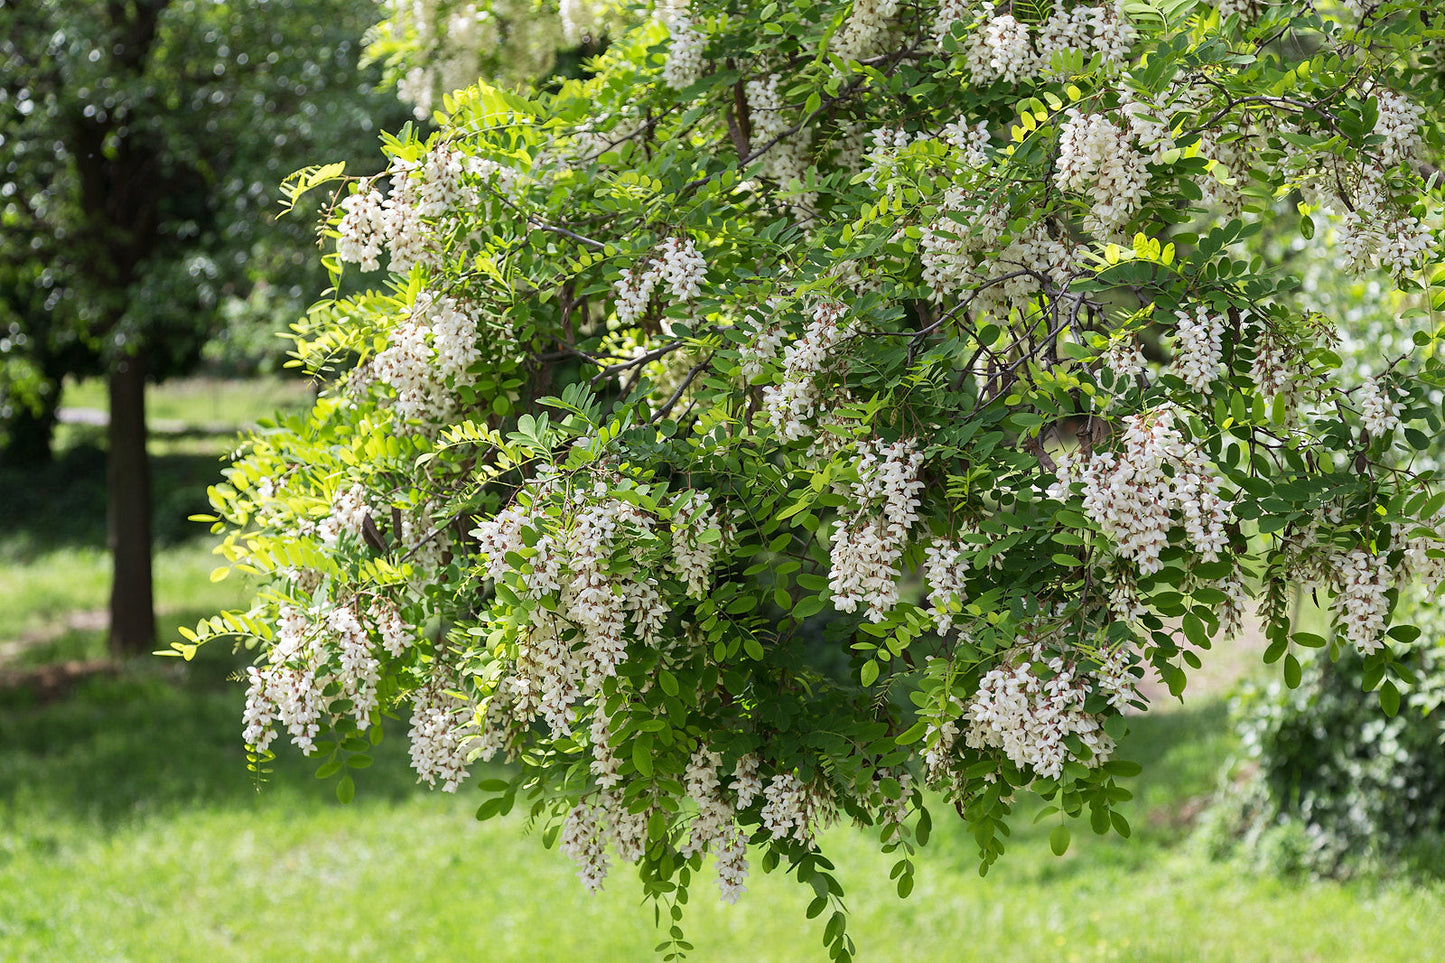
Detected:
left=3, top=664, right=1442, bottom=963
left=3, top=376, right=1443, bottom=961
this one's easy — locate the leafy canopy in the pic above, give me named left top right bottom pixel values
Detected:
left=189, top=1, right=1445, bottom=958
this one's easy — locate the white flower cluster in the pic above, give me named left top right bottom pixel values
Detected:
left=373, top=290, right=482, bottom=424
left=418, top=290, right=482, bottom=382
left=762, top=300, right=851, bottom=440
left=1171, top=304, right=1226, bottom=394
left=318, top=483, right=371, bottom=546
left=920, top=188, right=1008, bottom=301
left=374, top=316, right=441, bottom=423
left=833, top=0, right=901, bottom=64
left=1357, top=377, right=1401, bottom=438
left=559, top=0, right=600, bottom=44
left=924, top=538, right=973, bottom=634
left=966, top=2, right=1136, bottom=81
left=965, top=644, right=1116, bottom=780
left=560, top=799, right=612, bottom=893
left=336, top=189, right=386, bottom=271
left=829, top=439, right=926, bottom=622
left=383, top=158, right=435, bottom=276
left=858, top=125, right=917, bottom=194
left=1052, top=406, right=1231, bottom=573
left=1055, top=109, right=1148, bottom=236
left=1215, top=568, right=1251, bottom=642
left=373, top=599, right=415, bottom=657
left=566, top=499, right=634, bottom=691
left=407, top=674, right=478, bottom=792
left=681, top=747, right=750, bottom=904
left=940, top=118, right=992, bottom=167
left=672, top=490, right=721, bottom=597
left=329, top=605, right=381, bottom=724
left=933, top=0, right=973, bottom=45
left=1040, top=1, right=1137, bottom=68
left=243, top=605, right=322, bottom=754
left=1104, top=335, right=1146, bottom=384
left=469, top=490, right=688, bottom=736
left=1330, top=547, right=1391, bottom=655
left=1094, top=645, right=1140, bottom=711
left=388, top=1, right=502, bottom=120
left=875, top=770, right=914, bottom=844
left=472, top=504, right=529, bottom=581
left=400, top=509, right=448, bottom=574
left=967, top=7, right=1035, bottom=84
left=745, top=73, right=813, bottom=201
left=614, top=237, right=708, bottom=327
left=245, top=601, right=412, bottom=759
left=759, top=772, right=834, bottom=843
left=1119, top=90, right=1176, bottom=162
left=738, top=306, right=786, bottom=382
left=1249, top=321, right=1298, bottom=411
left=1375, top=88, right=1425, bottom=168
left=732, top=752, right=763, bottom=808
left=923, top=693, right=966, bottom=787
left=1212, top=0, right=1251, bottom=19
left=1336, top=176, right=1434, bottom=278
left=336, top=144, right=524, bottom=277
left=1402, top=522, right=1445, bottom=596
left=586, top=708, right=623, bottom=791
left=560, top=788, right=653, bottom=893
left=658, top=0, right=706, bottom=90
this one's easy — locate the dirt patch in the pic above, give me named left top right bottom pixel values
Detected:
left=0, top=609, right=108, bottom=665
left=0, top=658, right=120, bottom=703
left=1135, top=618, right=1270, bottom=710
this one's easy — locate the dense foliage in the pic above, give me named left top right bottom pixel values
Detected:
left=191, top=0, right=1445, bottom=956
left=1211, top=596, right=1445, bottom=878
left=0, top=0, right=407, bottom=460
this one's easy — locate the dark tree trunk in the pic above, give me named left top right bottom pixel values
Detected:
left=1, top=385, right=59, bottom=466
left=107, top=348, right=155, bottom=656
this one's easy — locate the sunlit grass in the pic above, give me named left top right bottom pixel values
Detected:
left=61, top=375, right=315, bottom=428
left=3, top=667, right=1442, bottom=963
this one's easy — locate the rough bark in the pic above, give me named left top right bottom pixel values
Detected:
left=106, top=348, right=155, bottom=656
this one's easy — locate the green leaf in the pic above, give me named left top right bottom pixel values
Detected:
left=896, top=873, right=914, bottom=898
left=1049, top=824, right=1071, bottom=856
left=860, top=660, right=880, bottom=686
left=336, top=774, right=355, bottom=805
left=633, top=735, right=655, bottom=778
left=1380, top=680, right=1401, bottom=717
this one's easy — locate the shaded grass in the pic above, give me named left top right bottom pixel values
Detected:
left=0, top=546, right=246, bottom=659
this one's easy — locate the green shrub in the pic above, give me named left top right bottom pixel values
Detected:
left=1211, top=604, right=1445, bottom=877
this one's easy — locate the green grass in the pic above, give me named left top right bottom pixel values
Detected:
left=3, top=668, right=1443, bottom=963
left=61, top=375, right=314, bottom=428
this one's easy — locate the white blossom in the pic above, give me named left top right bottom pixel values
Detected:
left=1171, top=304, right=1226, bottom=394
left=1357, top=377, right=1401, bottom=438
left=965, top=644, right=1116, bottom=780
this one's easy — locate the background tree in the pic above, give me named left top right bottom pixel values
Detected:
left=0, top=0, right=410, bottom=654
left=191, top=1, right=1445, bottom=958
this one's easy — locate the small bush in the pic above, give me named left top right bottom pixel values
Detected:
left=1209, top=605, right=1445, bottom=877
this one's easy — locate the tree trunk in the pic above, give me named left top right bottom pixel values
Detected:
left=107, top=349, right=155, bottom=656
left=1, top=384, right=60, bottom=466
